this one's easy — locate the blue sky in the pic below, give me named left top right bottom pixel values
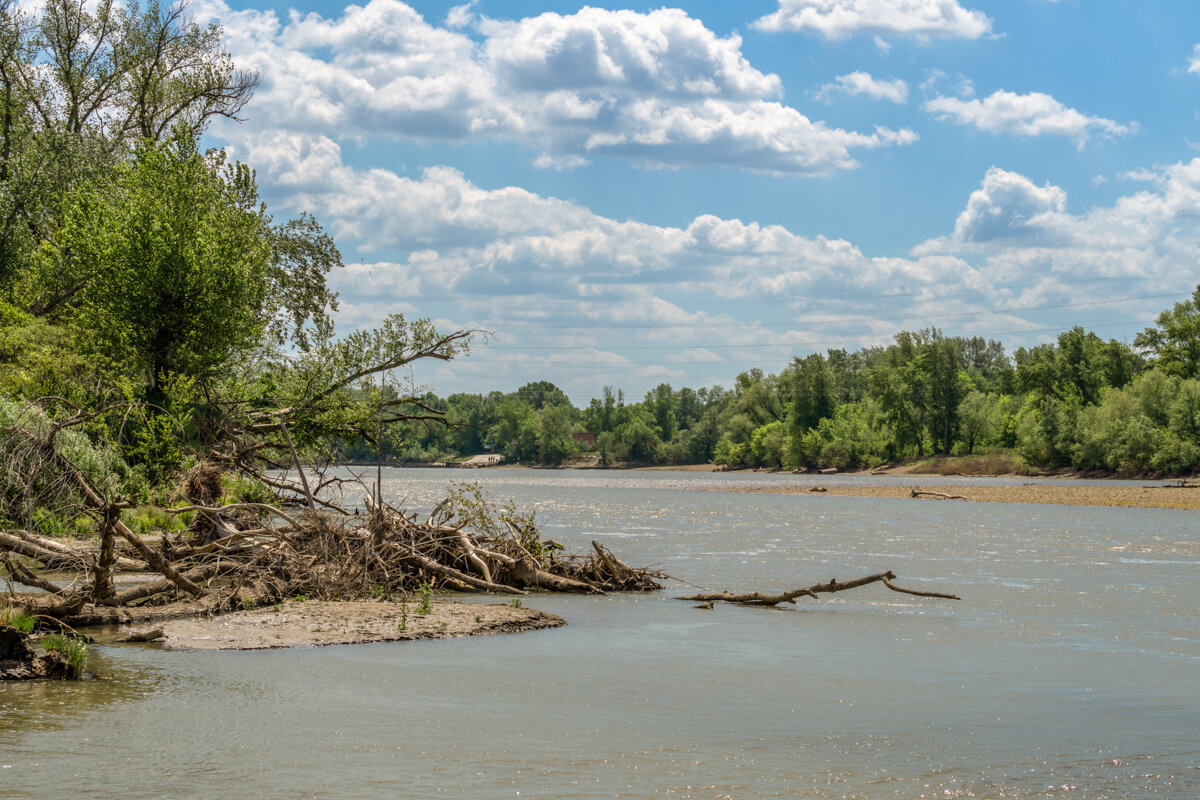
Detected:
left=201, top=0, right=1200, bottom=401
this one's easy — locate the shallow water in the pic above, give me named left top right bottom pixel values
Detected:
left=2, top=469, right=1197, bottom=798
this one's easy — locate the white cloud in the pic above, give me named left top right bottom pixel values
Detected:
left=816, top=71, right=909, bottom=103
left=923, top=90, right=1134, bottom=147
left=236, top=131, right=1200, bottom=396
left=201, top=0, right=912, bottom=175
left=753, top=0, right=992, bottom=40
left=1188, top=43, right=1200, bottom=75
left=918, top=167, right=1071, bottom=249
left=445, top=1, right=476, bottom=28
left=916, top=162, right=1200, bottom=292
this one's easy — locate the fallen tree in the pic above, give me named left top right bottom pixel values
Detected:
left=680, top=571, right=960, bottom=608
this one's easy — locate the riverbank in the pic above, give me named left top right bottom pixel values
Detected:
left=730, top=482, right=1200, bottom=510
left=114, top=600, right=565, bottom=651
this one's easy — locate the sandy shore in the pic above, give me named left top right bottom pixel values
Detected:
left=729, top=482, right=1200, bottom=510
left=131, top=600, right=564, bottom=651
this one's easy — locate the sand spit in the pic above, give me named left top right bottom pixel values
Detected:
left=136, top=600, right=564, bottom=651
left=730, top=483, right=1200, bottom=510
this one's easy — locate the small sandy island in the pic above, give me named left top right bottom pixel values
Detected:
left=137, top=600, right=564, bottom=651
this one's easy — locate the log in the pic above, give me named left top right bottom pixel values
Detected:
left=451, top=527, right=493, bottom=584
left=398, top=545, right=528, bottom=595
left=910, top=489, right=967, bottom=500
left=116, top=627, right=165, bottom=643
left=0, top=531, right=79, bottom=568
left=109, top=563, right=231, bottom=606
left=510, top=557, right=603, bottom=594
left=680, top=571, right=960, bottom=607
left=0, top=531, right=144, bottom=571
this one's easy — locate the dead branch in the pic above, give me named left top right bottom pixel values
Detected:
left=680, top=571, right=960, bottom=607
left=165, top=503, right=302, bottom=528
left=277, top=416, right=316, bottom=510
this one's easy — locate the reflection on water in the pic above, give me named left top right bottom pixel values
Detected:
left=0, top=649, right=156, bottom=739
left=2, top=468, right=1197, bottom=798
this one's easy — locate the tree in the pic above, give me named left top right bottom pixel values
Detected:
left=957, top=391, right=1003, bottom=454
left=0, top=0, right=259, bottom=309
left=1136, top=284, right=1200, bottom=379
left=53, top=140, right=271, bottom=393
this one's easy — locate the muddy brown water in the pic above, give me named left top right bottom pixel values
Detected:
left=2, top=468, right=1198, bottom=798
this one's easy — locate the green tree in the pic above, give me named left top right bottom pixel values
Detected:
left=1136, top=284, right=1200, bottom=379
left=54, top=140, right=272, bottom=394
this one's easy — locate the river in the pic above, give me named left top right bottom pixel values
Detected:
left=2, top=468, right=1197, bottom=798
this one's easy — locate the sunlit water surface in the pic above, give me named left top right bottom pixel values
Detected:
left=2, top=469, right=1197, bottom=798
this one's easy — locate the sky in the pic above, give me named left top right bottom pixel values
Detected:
left=197, top=0, right=1200, bottom=402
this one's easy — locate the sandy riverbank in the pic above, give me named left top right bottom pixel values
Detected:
left=727, top=482, right=1200, bottom=510
left=115, top=600, right=564, bottom=651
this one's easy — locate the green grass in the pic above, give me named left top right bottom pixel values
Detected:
left=40, top=634, right=88, bottom=678
left=507, top=598, right=523, bottom=609
left=1, top=607, right=37, bottom=633
left=416, top=582, right=433, bottom=616
left=123, top=505, right=188, bottom=536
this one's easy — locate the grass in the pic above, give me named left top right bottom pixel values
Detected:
left=124, top=505, right=188, bottom=536
left=416, top=582, right=433, bottom=616
left=40, top=634, right=88, bottom=678
left=1, top=607, right=38, bottom=633
left=507, top=598, right=523, bottom=609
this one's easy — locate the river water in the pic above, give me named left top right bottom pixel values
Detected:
left=2, top=468, right=1197, bottom=799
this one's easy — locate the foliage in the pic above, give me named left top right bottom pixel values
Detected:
left=52, top=140, right=273, bottom=392
left=0, top=607, right=36, bottom=632
left=39, top=633, right=87, bottom=677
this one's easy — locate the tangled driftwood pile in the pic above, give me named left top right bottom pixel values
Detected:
left=1, top=451, right=664, bottom=629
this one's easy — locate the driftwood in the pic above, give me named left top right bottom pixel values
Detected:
left=680, top=571, right=961, bottom=607
left=910, top=489, right=967, bottom=501
left=0, top=531, right=144, bottom=572
left=115, top=628, right=165, bottom=643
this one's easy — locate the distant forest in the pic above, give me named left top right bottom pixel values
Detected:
left=336, top=288, right=1200, bottom=476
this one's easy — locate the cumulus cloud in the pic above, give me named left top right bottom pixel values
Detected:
left=923, top=90, right=1134, bottom=147
left=752, top=0, right=992, bottom=40
left=200, top=0, right=912, bottom=175
left=815, top=71, right=909, bottom=103
left=1188, top=43, right=1200, bottom=75
left=916, top=161, right=1200, bottom=294
left=231, top=128, right=1200, bottom=396
left=920, top=167, right=1071, bottom=248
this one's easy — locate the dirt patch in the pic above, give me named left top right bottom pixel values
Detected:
left=142, top=600, right=565, bottom=651
left=732, top=483, right=1200, bottom=510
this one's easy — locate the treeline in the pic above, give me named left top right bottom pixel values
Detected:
left=353, top=289, right=1200, bottom=476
